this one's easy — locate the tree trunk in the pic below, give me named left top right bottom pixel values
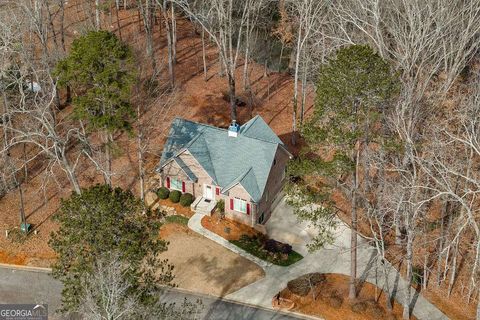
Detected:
left=142, top=0, right=156, bottom=75
left=243, top=15, right=250, bottom=91
left=448, top=238, right=459, bottom=296
left=61, top=156, right=81, bottom=194
left=349, top=148, right=360, bottom=300
left=137, top=106, right=145, bottom=209
left=171, top=4, right=177, bottom=64
left=115, top=0, right=123, bottom=41
left=403, top=231, right=413, bottom=320
left=300, top=62, right=307, bottom=126
left=202, top=29, right=207, bottom=81
left=163, top=1, right=175, bottom=88
left=228, top=73, right=237, bottom=121
left=278, top=41, right=285, bottom=72
left=18, top=182, right=26, bottom=231
left=95, top=0, right=101, bottom=30
left=104, top=132, right=112, bottom=186
left=291, top=31, right=302, bottom=146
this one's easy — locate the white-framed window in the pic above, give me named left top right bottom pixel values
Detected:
left=234, top=197, right=247, bottom=213
left=170, top=178, right=182, bottom=191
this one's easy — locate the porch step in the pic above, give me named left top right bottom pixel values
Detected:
left=191, top=197, right=216, bottom=215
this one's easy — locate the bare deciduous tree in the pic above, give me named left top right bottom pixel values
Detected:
left=172, top=0, right=266, bottom=121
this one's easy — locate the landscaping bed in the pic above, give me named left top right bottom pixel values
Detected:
left=201, top=214, right=259, bottom=240
left=157, top=198, right=194, bottom=218
left=202, top=213, right=303, bottom=266
left=230, top=235, right=303, bottom=267
left=279, top=273, right=415, bottom=320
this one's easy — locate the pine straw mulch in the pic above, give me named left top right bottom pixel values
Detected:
left=201, top=213, right=260, bottom=241
left=280, top=273, right=415, bottom=320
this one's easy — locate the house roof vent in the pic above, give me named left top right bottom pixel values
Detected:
left=228, top=120, right=240, bottom=137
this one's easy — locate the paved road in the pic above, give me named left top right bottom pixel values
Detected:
left=0, top=267, right=309, bottom=320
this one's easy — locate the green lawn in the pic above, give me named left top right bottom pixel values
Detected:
left=164, top=215, right=189, bottom=225
left=230, top=237, right=303, bottom=267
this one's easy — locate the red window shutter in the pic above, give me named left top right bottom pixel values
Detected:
left=230, top=198, right=234, bottom=210
left=247, top=203, right=251, bottom=215
left=182, top=181, right=186, bottom=193
left=216, top=187, right=220, bottom=196
left=166, top=177, right=170, bottom=188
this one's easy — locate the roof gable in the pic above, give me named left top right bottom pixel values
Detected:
left=240, top=115, right=284, bottom=145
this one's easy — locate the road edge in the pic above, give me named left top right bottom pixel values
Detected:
left=162, top=286, right=323, bottom=320
left=0, top=263, right=52, bottom=273
left=0, top=264, right=322, bottom=320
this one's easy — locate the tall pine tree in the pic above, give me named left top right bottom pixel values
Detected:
left=54, top=31, right=136, bottom=185
left=288, top=45, right=398, bottom=299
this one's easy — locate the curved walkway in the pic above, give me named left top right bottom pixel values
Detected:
left=188, top=213, right=272, bottom=269
left=188, top=200, right=449, bottom=320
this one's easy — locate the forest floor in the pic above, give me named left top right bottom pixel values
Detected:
left=0, top=0, right=310, bottom=267
left=0, top=0, right=475, bottom=319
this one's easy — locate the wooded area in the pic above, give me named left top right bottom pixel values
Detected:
left=1, top=0, right=480, bottom=319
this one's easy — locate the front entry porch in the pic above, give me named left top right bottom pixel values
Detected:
left=190, top=196, right=217, bottom=215
left=190, top=183, right=217, bottom=215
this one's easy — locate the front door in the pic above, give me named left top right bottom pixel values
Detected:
left=203, top=184, right=213, bottom=200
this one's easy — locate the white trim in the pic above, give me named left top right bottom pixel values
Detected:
left=233, top=197, right=247, bottom=213
left=203, top=184, right=213, bottom=200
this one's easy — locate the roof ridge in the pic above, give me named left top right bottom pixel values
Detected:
left=222, top=167, right=252, bottom=191
left=195, top=134, right=218, bottom=182
left=175, top=117, right=283, bottom=146
left=240, top=115, right=260, bottom=131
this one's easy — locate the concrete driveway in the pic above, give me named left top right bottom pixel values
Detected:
left=225, top=198, right=449, bottom=320
left=265, top=199, right=316, bottom=256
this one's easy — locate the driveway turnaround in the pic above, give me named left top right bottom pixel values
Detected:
left=0, top=266, right=309, bottom=320
left=189, top=198, right=449, bottom=320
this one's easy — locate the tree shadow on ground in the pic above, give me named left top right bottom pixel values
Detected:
left=184, top=253, right=265, bottom=298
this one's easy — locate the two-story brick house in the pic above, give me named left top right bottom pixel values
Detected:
left=156, top=115, right=292, bottom=228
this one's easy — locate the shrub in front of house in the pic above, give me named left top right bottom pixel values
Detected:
left=216, top=199, right=225, bottom=213
left=169, top=190, right=181, bottom=203
left=263, top=239, right=293, bottom=255
left=179, top=193, right=194, bottom=207
left=157, top=187, right=170, bottom=199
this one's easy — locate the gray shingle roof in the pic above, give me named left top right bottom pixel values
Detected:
left=240, top=115, right=284, bottom=145
left=158, top=116, right=285, bottom=202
